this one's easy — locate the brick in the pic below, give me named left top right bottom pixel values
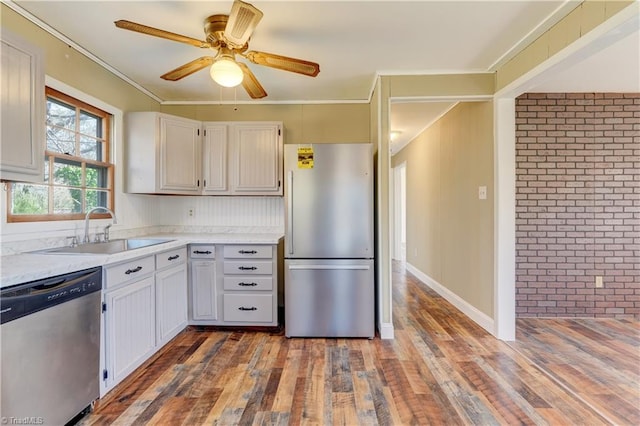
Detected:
left=516, top=93, right=639, bottom=318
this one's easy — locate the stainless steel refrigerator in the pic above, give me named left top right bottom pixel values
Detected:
left=284, top=143, right=374, bottom=338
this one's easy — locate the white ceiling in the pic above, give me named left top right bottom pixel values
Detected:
left=7, top=0, right=639, bottom=153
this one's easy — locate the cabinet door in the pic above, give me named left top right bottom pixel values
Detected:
left=104, top=276, right=155, bottom=389
left=156, top=263, right=188, bottom=347
left=202, top=124, right=228, bottom=194
left=0, top=32, right=44, bottom=182
left=190, top=260, right=217, bottom=320
left=159, top=116, right=201, bottom=193
left=231, top=123, right=282, bottom=195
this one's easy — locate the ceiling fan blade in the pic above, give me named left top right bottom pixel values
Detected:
left=224, top=0, right=263, bottom=49
left=237, top=62, right=267, bottom=99
left=160, top=56, right=214, bottom=81
left=115, top=20, right=211, bottom=49
left=243, top=51, right=320, bottom=77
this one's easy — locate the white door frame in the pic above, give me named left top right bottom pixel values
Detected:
left=392, top=162, right=406, bottom=261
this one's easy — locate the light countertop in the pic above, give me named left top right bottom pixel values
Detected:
left=0, top=233, right=283, bottom=289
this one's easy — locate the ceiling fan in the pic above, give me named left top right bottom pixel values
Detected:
left=114, top=0, right=320, bottom=99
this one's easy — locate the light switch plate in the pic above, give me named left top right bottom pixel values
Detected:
left=478, top=186, right=487, bottom=200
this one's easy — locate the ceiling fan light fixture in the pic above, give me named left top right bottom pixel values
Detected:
left=210, top=56, right=244, bottom=87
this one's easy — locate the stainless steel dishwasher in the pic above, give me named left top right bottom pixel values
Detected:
left=1, top=266, right=102, bottom=425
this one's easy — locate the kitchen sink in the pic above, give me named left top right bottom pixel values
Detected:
left=31, top=238, right=175, bottom=255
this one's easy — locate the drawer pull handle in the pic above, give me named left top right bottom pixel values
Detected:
left=239, top=282, right=258, bottom=286
left=125, top=266, right=143, bottom=275
left=238, top=306, right=257, bottom=311
left=194, top=250, right=212, bottom=255
left=239, top=250, right=257, bottom=254
left=168, top=255, right=180, bottom=261
left=238, top=266, right=257, bottom=271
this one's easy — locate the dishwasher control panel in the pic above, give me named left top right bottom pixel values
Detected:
left=0, top=266, right=102, bottom=324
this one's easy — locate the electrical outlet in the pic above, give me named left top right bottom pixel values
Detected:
left=595, top=276, right=603, bottom=288
left=188, top=207, right=195, bottom=218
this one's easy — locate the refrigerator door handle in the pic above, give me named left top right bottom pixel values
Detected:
left=288, top=265, right=371, bottom=271
left=287, top=170, right=294, bottom=255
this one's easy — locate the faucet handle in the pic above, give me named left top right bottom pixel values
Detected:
left=66, top=236, right=78, bottom=247
left=94, top=232, right=105, bottom=243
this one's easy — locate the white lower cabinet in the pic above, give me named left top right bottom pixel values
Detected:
left=101, top=247, right=188, bottom=395
left=155, top=248, right=188, bottom=347
left=190, top=260, right=218, bottom=321
left=189, top=245, right=217, bottom=321
left=223, top=294, right=273, bottom=323
left=103, top=274, right=155, bottom=392
left=188, top=241, right=282, bottom=327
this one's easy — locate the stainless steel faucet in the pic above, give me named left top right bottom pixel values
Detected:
left=84, top=207, right=118, bottom=243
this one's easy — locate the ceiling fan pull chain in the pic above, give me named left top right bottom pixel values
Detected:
left=234, top=87, right=238, bottom=111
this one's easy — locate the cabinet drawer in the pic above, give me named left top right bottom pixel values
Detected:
left=105, top=255, right=155, bottom=289
left=156, top=247, right=187, bottom=270
left=223, top=245, right=272, bottom=259
left=224, top=276, right=273, bottom=291
left=223, top=294, right=273, bottom=323
left=189, top=245, right=215, bottom=259
left=223, top=261, right=272, bottom=275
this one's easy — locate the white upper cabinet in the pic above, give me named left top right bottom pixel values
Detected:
left=201, top=123, right=228, bottom=194
left=159, top=115, right=201, bottom=193
left=126, top=112, right=201, bottom=194
left=125, top=112, right=201, bottom=195
left=126, top=112, right=283, bottom=196
left=0, top=31, right=45, bottom=183
left=231, top=122, right=283, bottom=195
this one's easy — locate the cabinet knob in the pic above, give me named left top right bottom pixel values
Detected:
left=193, top=250, right=212, bottom=255
left=238, top=306, right=257, bottom=311
left=239, top=250, right=257, bottom=254
left=238, top=282, right=258, bottom=286
left=168, top=255, right=180, bottom=261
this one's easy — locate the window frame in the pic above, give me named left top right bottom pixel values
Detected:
left=7, top=87, right=115, bottom=223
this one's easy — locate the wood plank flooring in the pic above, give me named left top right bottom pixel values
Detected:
left=79, top=262, right=639, bottom=425
left=509, top=317, right=640, bottom=425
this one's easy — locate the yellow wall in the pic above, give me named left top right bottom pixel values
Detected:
left=1, top=5, right=159, bottom=112
left=389, top=74, right=495, bottom=98
left=160, top=103, right=370, bottom=145
left=392, top=102, right=495, bottom=316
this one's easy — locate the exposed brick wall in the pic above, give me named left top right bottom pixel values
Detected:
left=515, top=93, right=639, bottom=317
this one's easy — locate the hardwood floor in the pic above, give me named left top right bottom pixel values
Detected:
left=80, top=262, right=639, bottom=425
left=510, top=317, right=640, bottom=425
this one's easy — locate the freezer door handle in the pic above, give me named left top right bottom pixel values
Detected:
left=288, top=264, right=371, bottom=271
left=287, top=170, right=294, bottom=255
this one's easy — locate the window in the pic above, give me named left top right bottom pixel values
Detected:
left=7, top=87, right=114, bottom=222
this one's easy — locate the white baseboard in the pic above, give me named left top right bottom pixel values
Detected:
left=405, top=263, right=495, bottom=336
left=378, top=322, right=394, bottom=339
